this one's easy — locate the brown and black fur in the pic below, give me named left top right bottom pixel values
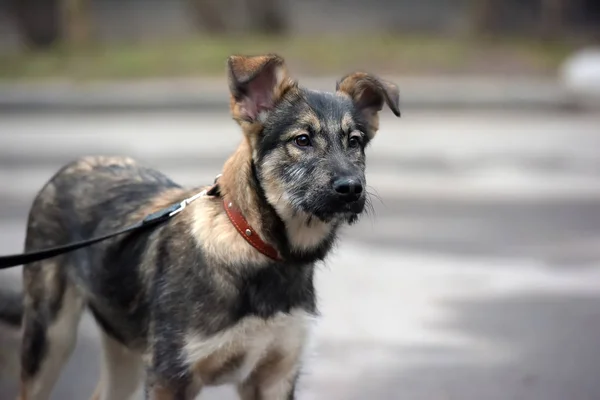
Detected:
left=7, top=54, right=400, bottom=400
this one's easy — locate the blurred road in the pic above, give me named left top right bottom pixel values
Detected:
left=2, top=109, right=600, bottom=400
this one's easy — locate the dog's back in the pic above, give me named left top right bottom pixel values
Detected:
left=24, top=155, right=192, bottom=298
left=26, top=155, right=183, bottom=253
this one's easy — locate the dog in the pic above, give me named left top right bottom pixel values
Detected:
left=5, top=53, right=400, bottom=399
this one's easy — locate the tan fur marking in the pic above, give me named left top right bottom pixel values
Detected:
left=128, top=187, right=205, bottom=288
left=283, top=212, right=334, bottom=251
left=147, top=385, right=177, bottom=400
left=341, top=112, right=354, bottom=133
left=251, top=349, right=293, bottom=387
left=296, top=109, right=321, bottom=133
left=62, top=155, right=138, bottom=175
left=128, top=188, right=190, bottom=222
left=20, top=284, right=85, bottom=400
left=194, top=352, right=246, bottom=385
left=93, top=330, right=143, bottom=400
left=191, top=139, right=274, bottom=265
left=146, top=381, right=202, bottom=400
left=237, top=347, right=303, bottom=400
left=368, top=110, right=380, bottom=134
left=190, top=197, right=271, bottom=267
left=286, top=146, right=304, bottom=160
left=280, top=109, right=320, bottom=142
left=313, top=135, right=328, bottom=150
left=184, top=310, right=312, bottom=388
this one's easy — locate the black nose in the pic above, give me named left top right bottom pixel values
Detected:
left=333, top=177, right=363, bottom=201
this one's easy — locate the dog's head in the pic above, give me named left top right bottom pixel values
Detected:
left=227, top=54, right=400, bottom=225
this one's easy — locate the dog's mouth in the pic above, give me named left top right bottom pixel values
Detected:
left=300, top=196, right=366, bottom=223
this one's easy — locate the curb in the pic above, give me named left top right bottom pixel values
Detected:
left=0, top=76, right=585, bottom=113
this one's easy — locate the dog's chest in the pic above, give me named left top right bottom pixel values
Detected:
left=184, top=309, right=312, bottom=385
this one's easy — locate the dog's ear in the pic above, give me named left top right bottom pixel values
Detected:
left=227, top=54, right=296, bottom=123
left=336, top=72, right=400, bottom=138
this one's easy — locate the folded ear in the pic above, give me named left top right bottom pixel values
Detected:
left=227, top=54, right=296, bottom=123
left=336, top=72, right=400, bottom=138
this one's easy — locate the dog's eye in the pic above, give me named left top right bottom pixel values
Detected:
left=295, top=134, right=311, bottom=147
left=348, top=136, right=361, bottom=148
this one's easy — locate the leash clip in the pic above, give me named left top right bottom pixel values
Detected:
left=169, top=173, right=222, bottom=217
left=169, top=189, right=208, bottom=217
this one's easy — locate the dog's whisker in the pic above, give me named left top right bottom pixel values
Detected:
left=366, top=187, right=384, bottom=204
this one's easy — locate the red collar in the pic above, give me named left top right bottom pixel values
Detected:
left=223, top=198, right=282, bottom=262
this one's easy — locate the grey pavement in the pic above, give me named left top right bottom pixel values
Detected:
left=0, top=76, right=584, bottom=112
left=2, top=110, right=600, bottom=399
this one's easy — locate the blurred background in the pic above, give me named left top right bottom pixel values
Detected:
left=1, top=1, right=600, bottom=399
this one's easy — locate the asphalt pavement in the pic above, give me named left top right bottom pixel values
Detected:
left=1, top=109, right=600, bottom=400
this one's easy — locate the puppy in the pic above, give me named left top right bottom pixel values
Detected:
left=14, top=54, right=400, bottom=399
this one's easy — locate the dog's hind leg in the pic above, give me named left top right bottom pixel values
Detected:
left=19, top=260, right=85, bottom=400
left=90, top=330, right=144, bottom=400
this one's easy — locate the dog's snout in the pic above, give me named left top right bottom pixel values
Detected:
left=333, top=177, right=363, bottom=201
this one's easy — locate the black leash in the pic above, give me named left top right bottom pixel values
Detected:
left=0, top=183, right=219, bottom=270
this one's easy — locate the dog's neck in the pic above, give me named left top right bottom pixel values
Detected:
left=217, top=139, right=339, bottom=264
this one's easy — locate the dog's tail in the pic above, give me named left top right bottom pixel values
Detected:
left=0, top=289, right=22, bottom=328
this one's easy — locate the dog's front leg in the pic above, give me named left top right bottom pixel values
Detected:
left=143, top=347, right=202, bottom=400
left=143, top=373, right=201, bottom=400
left=143, top=384, right=198, bottom=400
left=238, top=372, right=299, bottom=400
left=237, top=351, right=301, bottom=400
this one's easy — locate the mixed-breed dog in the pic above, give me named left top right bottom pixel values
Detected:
left=0, top=53, right=400, bottom=399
